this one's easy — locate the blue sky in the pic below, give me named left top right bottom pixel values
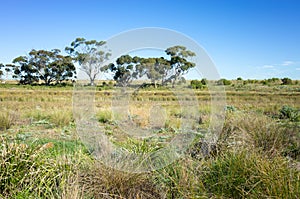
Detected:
left=0, top=0, right=299, bottom=79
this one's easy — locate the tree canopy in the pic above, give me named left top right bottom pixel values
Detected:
left=10, top=49, right=76, bottom=85
left=102, top=55, right=142, bottom=87
left=165, top=45, right=196, bottom=87
left=65, top=38, right=111, bottom=85
left=103, top=45, right=196, bottom=88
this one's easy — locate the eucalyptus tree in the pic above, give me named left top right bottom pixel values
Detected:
left=65, top=38, right=111, bottom=85
left=165, top=45, right=196, bottom=87
left=11, top=49, right=76, bottom=85
left=139, top=57, right=170, bottom=87
left=103, top=55, right=141, bottom=87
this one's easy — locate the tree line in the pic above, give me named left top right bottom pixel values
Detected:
left=0, top=38, right=196, bottom=87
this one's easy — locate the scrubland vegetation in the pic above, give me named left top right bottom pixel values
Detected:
left=0, top=80, right=299, bottom=198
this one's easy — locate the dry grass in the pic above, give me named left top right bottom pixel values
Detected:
left=0, top=84, right=300, bottom=198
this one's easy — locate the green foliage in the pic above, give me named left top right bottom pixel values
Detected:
left=0, top=137, right=70, bottom=198
left=281, top=77, right=293, bottom=85
left=217, top=78, right=231, bottom=85
left=65, top=37, right=111, bottom=85
left=154, top=159, right=205, bottom=198
left=203, top=151, right=300, bottom=198
left=103, top=55, right=141, bottom=87
left=165, top=45, right=196, bottom=87
left=10, top=49, right=76, bottom=85
left=279, top=105, right=300, bottom=121
left=201, top=78, right=208, bottom=85
left=103, top=45, right=196, bottom=88
left=96, top=110, right=112, bottom=123
left=190, top=79, right=205, bottom=89
left=225, top=105, right=237, bottom=112
left=139, top=57, right=171, bottom=87
left=117, top=138, right=161, bottom=154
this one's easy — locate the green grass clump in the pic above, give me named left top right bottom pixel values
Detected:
left=203, top=150, right=300, bottom=198
left=49, top=110, right=74, bottom=127
left=0, top=136, right=70, bottom=198
left=96, top=110, right=112, bottom=123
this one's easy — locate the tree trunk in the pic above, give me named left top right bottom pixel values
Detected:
left=90, top=78, right=95, bottom=86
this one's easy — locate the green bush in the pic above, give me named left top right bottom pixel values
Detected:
left=279, top=105, right=299, bottom=122
left=217, top=78, right=231, bottom=85
left=190, top=79, right=205, bottom=89
left=201, top=78, right=208, bottom=85
left=281, top=77, right=293, bottom=85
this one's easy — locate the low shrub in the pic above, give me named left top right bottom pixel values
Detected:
left=279, top=105, right=300, bottom=122
left=217, top=78, right=231, bottom=85
left=281, top=77, right=293, bottom=85
left=190, top=79, right=205, bottom=89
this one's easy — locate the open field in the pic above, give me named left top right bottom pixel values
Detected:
left=0, top=82, right=300, bottom=198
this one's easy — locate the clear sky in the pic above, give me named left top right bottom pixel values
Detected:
left=0, top=0, right=299, bottom=79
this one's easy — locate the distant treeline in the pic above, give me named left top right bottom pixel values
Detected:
left=0, top=38, right=297, bottom=87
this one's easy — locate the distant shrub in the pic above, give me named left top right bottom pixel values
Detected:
left=201, top=78, right=208, bottom=85
left=281, top=77, right=292, bottom=85
left=267, top=77, right=280, bottom=83
left=190, top=80, right=205, bottom=89
left=261, top=80, right=268, bottom=85
left=237, top=77, right=243, bottom=81
left=217, top=78, right=231, bottom=85
left=245, top=79, right=258, bottom=84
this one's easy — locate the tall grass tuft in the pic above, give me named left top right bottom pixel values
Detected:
left=49, top=109, right=74, bottom=127
left=0, top=112, right=15, bottom=130
left=203, top=150, right=300, bottom=198
left=79, top=163, right=162, bottom=199
left=0, top=136, right=73, bottom=198
left=220, top=111, right=299, bottom=158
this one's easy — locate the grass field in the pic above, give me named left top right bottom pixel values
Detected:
left=0, top=81, right=299, bottom=198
